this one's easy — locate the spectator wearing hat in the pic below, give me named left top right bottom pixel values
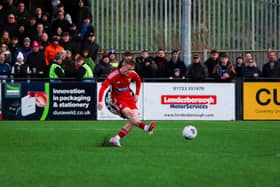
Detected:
left=74, top=55, right=94, bottom=82
left=68, top=23, right=80, bottom=41
left=0, top=52, right=11, bottom=80
left=11, top=51, right=31, bottom=79
left=62, top=50, right=75, bottom=78
left=14, top=37, right=32, bottom=63
left=204, top=49, right=219, bottom=78
left=94, top=55, right=114, bottom=79
left=186, top=55, right=208, bottom=82
left=212, top=53, right=236, bottom=81
left=167, top=50, right=186, bottom=78
left=49, top=51, right=65, bottom=82
left=81, top=31, right=99, bottom=62
left=59, top=32, right=76, bottom=53
left=108, top=49, right=119, bottom=69
left=26, top=41, right=47, bottom=77
left=3, top=13, right=18, bottom=38
left=44, top=35, right=64, bottom=66
left=15, top=2, right=29, bottom=25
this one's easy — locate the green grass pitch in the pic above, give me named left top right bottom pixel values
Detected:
left=0, top=120, right=279, bottom=187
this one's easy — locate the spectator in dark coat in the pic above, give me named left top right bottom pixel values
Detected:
left=154, top=49, right=169, bottom=78
left=51, top=10, right=71, bottom=34
left=167, top=50, right=186, bottom=78
left=3, top=13, right=18, bottom=37
left=11, top=52, right=31, bottom=78
left=15, top=2, right=29, bottom=25
left=186, top=55, right=208, bottom=81
left=72, top=0, right=92, bottom=26
left=142, top=58, right=157, bottom=78
left=212, top=53, right=236, bottom=81
left=262, top=51, right=280, bottom=77
left=81, top=31, right=99, bottom=62
left=94, top=55, right=114, bottom=79
left=59, top=32, right=76, bottom=53
left=135, top=50, right=155, bottom=77
left=234, top=56, right=245, bottom=77
left=241, top=59, right=261, bottom=78
left=14, top=37, right=32, bottom=63
left=3, top=0, right=17, bottom=15
left=26, top=41, right=47, bottom=77
left=204, top=49, right=219, bottom=77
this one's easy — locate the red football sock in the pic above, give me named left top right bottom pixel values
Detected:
left=118, top=128, right=128, bottom=138
left=136, top=121, right=147, bottom=130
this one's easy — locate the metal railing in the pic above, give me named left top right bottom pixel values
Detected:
left=91, top=0, right=280, bottom=51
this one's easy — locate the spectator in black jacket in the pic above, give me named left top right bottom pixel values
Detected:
left=59, top=32, right=76, bottom=53
left=262, top=51, right=280, bottom=77
left=186, top=55, right=208, bottom=81
left=3, top=13, right=18, bottom=37
left=15, top=2, right=29, bottom=25
left=81, top=31, right=99, bottom=62
left=241, top=59, right=261, bottom=78
left=167, top=50, right=186, bottom=78
left=204, top=49, right=219, bottom=77
left=154, top=49, right=169, bottom=78
left=235, top=56, right=245, bottom=77
left=26, top=41, right=47, bottom=78
left=94, top=55, right=114, bottom=79
left=11, top=52, right=31, bottom=79
left=142, top=58, right=157, bottom=78
left=135, top=50, right=155, bottom=77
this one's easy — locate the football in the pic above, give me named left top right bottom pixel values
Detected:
left=182, top=125, right=197, bottom=140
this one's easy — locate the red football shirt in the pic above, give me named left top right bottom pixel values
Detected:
left=98, top=69, right=142, bottom=102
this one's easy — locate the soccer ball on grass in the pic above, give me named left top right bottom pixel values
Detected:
left=182, top=125, right=197, bottom=140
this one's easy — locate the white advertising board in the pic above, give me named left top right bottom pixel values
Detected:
left=97, top=82, right=143, bottom=120
left=143, top=83, right=235, bottom=120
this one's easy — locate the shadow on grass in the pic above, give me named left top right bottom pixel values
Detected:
left=96, top=136, right=116, bottom=147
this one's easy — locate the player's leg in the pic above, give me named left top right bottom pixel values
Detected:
left=122, top=108, right=155, bottom=134
left=110, top=122, right=134, bottom=147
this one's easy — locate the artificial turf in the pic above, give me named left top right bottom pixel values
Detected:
left=0, top=120, right=279, bottom=187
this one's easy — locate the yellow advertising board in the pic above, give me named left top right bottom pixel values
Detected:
left=243, top=82, right=280, bottom=120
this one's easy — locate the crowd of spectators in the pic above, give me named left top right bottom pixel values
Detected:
left=0, top=0, right=280, bottom=82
